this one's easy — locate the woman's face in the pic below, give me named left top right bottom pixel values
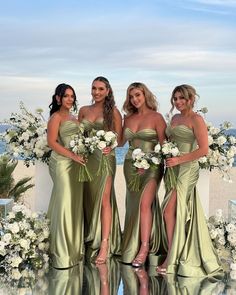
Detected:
left=129, top=88, right=146, bottom=109
left=91, top=81, right=109, bottom=103
left=60, top=88, right=75, bottom=110
left=173, top=91, right=190, bottom=112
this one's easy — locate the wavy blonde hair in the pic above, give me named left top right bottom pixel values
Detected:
left=123, top=82, right=158, bottom=116
left=170, top=84, right=199, bottom=114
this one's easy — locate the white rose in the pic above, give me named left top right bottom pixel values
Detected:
left=230, top=263, right=236, bottom=271
left=104, top=131, right=116, bottom=142
left=11, top=269, right=22, bottom=280
left=151, top=157, right=161, bottom=165
left=3, top=233, right=12, bottom=243
left=140, top=159, right=150, bottom=170
left=38, top=242, right=46, bottom=250
left=229, top=136, right=236, bottom=144
left=199, top=156, right=207, bottom=163
left=208, top=135, right=213, bottom=146
left=11, top=256, right=23, bottom=267
left=111, top=140, right=118, bottom=149
left=97, top=141, right=106, bottom=150
left=96, top=130, right=105, bottom=137
left=216, top=135, right=227, bottom=146
left=8, top=222, right=20, bottom=234
left=171, top=147, right=180, bottom=157
left=154, top=144, right=161, bottom=153
left=19, top=239, right=30, bottom=250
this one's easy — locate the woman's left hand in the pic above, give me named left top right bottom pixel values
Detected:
left=102, top=146, right=112, bottom=155
left=165, top=157, right=180, bottom=167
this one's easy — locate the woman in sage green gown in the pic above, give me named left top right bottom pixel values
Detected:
left=157, top=84, right=222, bottom=277
left=78, top=76, right=122, bottom=264
left=121, top=82, right=166, bottom=267
left=47, top=83, right=85, bottom=268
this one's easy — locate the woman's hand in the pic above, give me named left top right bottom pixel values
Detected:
left=102, top=146, right=112, bottom=155
left=137, top=168, right=145, bottom=175
left=70, top=153, right=86, bottom=165
left=165, top=157, right=181, bottom=167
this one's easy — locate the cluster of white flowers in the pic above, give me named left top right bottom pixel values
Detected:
left=196, top=109, right=236, bottom=181
left=0, top=102, right=51, bottom=166
left=132, top=143, right=162, bottom=170
left=69, top=123, right=97, bottom=157
left=208, top=209, right=236, bottom=265
left=161, top=140, right=180, bottom=159
left=93, top=130, right=118, bottom=151
left=0, top=203, right=50, bottom=284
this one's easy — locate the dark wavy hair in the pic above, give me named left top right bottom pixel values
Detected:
left=49, top=83, right=77, bottom=117
left=92, top=76, right=115, bottom=130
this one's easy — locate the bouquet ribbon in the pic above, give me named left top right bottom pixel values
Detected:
left=164, top=167, right=177, bottom=192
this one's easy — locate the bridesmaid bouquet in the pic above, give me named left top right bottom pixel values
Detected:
left=129, top=143, right=162, bottom=192
left=70, top=125, right=97, bottom=182
left=161, top=140, right=180, bottom=191
left=93, top=130, right=118, bottom=176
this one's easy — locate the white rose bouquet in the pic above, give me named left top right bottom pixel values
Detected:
left=69, top=123, right=97, bottom=182
left=128, top=144, right=162, bottom=192
left=0, top=102, right=51, bottom=167
left=0, top=203, right=50, bottom=286
left=93, top=130, right=118, bottom=176
left=161, top=140, right=180, bottom=191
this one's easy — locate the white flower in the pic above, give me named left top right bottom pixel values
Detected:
left=19, top=239, right=30, bottom=250
left=96, top=130, right=105, bottom=137
left=10, top=256, right=23, bottom=268
left=3, top=233, right=12, bottom=243
left=104, top=131, right=116, bottom=141
left=97, top=141, right=106, bottom=150
left=7, top=222, right=20, bottom=233
left=11, top=269, right=22, bottom=280
left=151, top=157, right=161, bottom=165
left=154, top=143, right=161, bottom=153
left=216, top=135, right=227, bottom=146
left=230, top=263, right=236, bottom=271
left=230, top=270, right=236, bottom=280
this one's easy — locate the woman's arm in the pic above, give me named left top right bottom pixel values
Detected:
left=113, top=107, right=123, bottom=146
left=47, top=114, right=85, bottom=164
left=166, top=114, right=208, bottom=167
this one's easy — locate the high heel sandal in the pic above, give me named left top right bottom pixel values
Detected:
left=132, top=242, right=149, bottom=268
left=95, top=238, right=109, bottom=265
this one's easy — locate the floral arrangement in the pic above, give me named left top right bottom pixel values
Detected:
left=0, top=203, right=50, bottom=287
left=161, top=140, right=180, bottom=191
left=0, top=102, right=51, bottom=167
left=128, top=144, right=162, bottom=192
left=207, top=209, right=236, bottom=279
left=69, top=123, right=97, bottom=182
left=92, top=130, right=118, bottom=176
left=197, top=108, right=236, bottom=181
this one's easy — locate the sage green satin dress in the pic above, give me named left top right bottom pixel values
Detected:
left=162, top=125, right=222, bottom=277
left=121, top=128, right=164, bottom=264
left=47, top=121, right=84, bottom=268
left=82, top=119, right=122, bottom=260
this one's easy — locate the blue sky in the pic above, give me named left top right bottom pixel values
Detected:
left=0, top=0, right=236, bottom=126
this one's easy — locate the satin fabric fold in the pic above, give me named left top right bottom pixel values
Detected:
left=82, top=119, right=122, bottom=260
left=121, top=128, right=164, bottom=264
left=47, top=121, right=84, bottom=268
left=161, top=125, right=222, bottom=277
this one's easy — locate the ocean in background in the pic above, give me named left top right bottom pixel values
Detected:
left=0, top=125, right=235, bottom=166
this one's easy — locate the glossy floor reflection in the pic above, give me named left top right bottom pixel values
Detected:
left=1, top=258, right=235, bottom=294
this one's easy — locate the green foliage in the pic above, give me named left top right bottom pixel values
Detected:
left=0, top=155, right=34, bottom=201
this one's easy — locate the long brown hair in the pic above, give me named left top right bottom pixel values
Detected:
left=92, top=76, right=115, bottom=130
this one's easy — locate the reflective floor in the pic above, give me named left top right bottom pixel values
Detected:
left=0, top=258, right=235, bottom=294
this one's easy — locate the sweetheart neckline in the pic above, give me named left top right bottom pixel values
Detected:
left=125, top=127, right=156, bottom=133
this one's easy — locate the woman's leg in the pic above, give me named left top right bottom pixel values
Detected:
left=132, top=179, right=157, bottom=267
left=95, top=176, right=112, bottom=264
left=157, top=190, right=177, bottom=271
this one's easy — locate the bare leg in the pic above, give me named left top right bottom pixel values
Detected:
left=134, top=268, right=149, bottom=295
left=132, top=179, right=157, bottom=267
left=97, top=263, right=109, bottom=295
left=95, top=176, right=112, bottom=264
left=157, top=190, right=177, bottom=272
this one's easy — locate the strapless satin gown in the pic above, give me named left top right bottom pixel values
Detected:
left=47, top=121, right=84, bottom=268
left=121, top=128, right=164, bottom=264
left=162, top=125, right=222, bottom=277
left=82, top=119, right=122, bottom=260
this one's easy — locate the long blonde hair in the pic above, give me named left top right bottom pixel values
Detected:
left=123, top=82, right=158, bottom=116
left=170, top=84, right=199, bottom=114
